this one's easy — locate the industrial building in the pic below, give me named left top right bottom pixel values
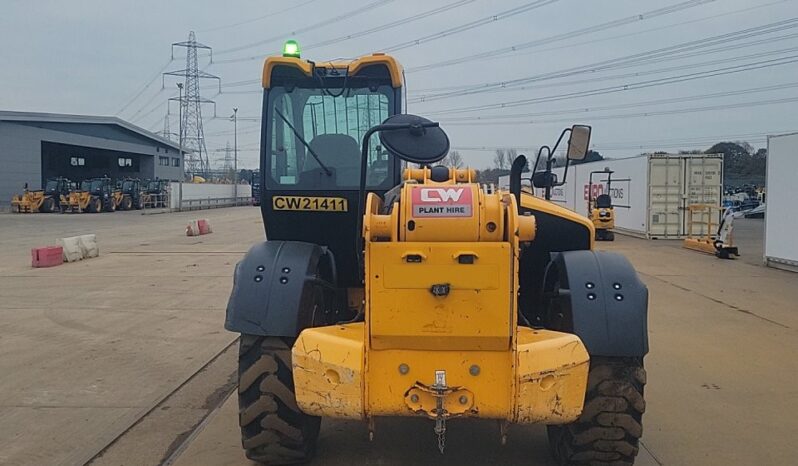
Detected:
left=0, top=111, right=184, bottom=209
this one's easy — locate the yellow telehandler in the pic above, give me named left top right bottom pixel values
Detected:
left=225, top=44, right=648, bottom=465
left=11, top=177, right=72, bottom=213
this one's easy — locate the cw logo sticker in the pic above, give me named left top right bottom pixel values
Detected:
left=420, top=188, right=466, bottom=202
left=411, top=187, right=473, bottom=217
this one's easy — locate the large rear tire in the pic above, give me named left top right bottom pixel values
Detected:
left=41, top=197, right=56, bottom=213
left=87, top=197, right=101, bottom=213
left=238, top=335, right=320, bottom=465
left=547, top=357, right=646, bottom=465
left=121, top=197, right=133, bottom=211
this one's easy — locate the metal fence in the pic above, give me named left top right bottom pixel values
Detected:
left=177, top=196, right=251, bottom=211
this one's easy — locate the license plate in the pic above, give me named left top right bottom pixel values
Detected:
left=272, top=196, right=348, bottom=212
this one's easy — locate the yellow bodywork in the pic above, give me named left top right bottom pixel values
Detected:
left=292, top=168, right=590, bottom=425
left=11, top=191, right=45, bottom=213
left=262, top=53, right=403, bottom=89
left=11, top=191, right=64, bottom=213
left=62, top=191, right=98, bottom=213
left=590, top=206, right=615, bottom=231
left=682, top=204, right=731, bottom=255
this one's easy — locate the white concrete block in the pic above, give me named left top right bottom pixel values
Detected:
left=186, top=221, right=200, bottom=236
left=56, top=234, right=98, bottom=262
left=57, top=236, right=83, bottom=262
left=79, top=234, right=99, bottom=259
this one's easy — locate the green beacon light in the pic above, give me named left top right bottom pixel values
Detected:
left=283, top=40, right=301, bottom=58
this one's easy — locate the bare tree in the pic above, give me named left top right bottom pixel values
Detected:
left=441, top=150, right=464, bottom=169
left=493, top=149, right=508, bottom=170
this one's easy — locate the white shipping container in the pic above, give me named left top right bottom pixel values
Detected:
left=499, top=154, right=723, bottom=238
left=765, top=133, right=798, bottom=272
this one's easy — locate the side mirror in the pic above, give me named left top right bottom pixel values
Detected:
left=532, top=171, right=558, bottom=188
left=566, top=124, right=592, bottom=161
left=378, top=114, right=450, bottom=164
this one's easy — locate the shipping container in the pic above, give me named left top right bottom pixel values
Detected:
left=764, top=133, right=798, bottom=272
left=499, top=154, right=723, bottom=238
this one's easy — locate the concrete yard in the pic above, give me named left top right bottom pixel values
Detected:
left=0, top=210, right=796, bottom=466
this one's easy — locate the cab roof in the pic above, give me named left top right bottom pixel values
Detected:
left=262, top=53, right=403, bottom=89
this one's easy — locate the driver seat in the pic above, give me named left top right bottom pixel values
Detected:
left=301, top=134, right=361, bottom=187
left=595, top=193, right=612, bottom=208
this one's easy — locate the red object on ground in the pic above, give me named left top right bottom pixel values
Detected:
left=197, top=219, right=211, bottom=235
left=31, top=246, right=64, bottom=268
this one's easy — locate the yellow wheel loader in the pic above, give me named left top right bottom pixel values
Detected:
left=225, top=44, right=648, bottom=465
left=11, top=177, right=72, bottom=213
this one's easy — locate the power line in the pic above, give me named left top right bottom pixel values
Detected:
left=201, top=54, right=798, bottom=124
left=205, top=43, right=798, bottom=98
left=214, top=0, right=478, bottom=64
left=207, top=29, right=797, bottom=100
left=435, top=0, right=793, bottom=73
left=413, top=19, right=798, bottom=103
left=129, top=88, right=169, bottom=122
left=406, top=0, right=716, bottom=73
left=439, top=82, right=798, bottom=122
left=415, top=45, right=798, bottom=103
left=410, top=0, right=792, bottom=94
left=215, top=0, right=395, bottom=56
left=378, top=0, right=559, bottom=53
left=425, top=55, right=798, bottom=116
left=198, top=0, right=321, bottom=33
left=440, top=95, right=798, bottom=126
left=116, top=58, right=173, bottom=116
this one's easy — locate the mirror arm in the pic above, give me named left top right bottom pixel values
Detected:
left=557, top=157, right=571, bottom=187
left=550, top=127, right=572, bottom=155
left=533, top=145, right=549, bottom=178
left=355, top=122, right=429, bottom=283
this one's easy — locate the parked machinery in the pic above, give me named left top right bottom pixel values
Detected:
left=116, top=178, right=145, bottom=210
left=62, top=177, right=116, bottom=213
left=588, top=169, right=616, bottom=241
left=11, top=177, right=72, bottom=213
left=683, top=204, right=740, bottom=259
left=142, top=179, right=169, bottom=208
left=225, top=45, right=648, bottom=465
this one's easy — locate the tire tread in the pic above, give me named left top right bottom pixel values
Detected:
left=238, top=335, right=320, bottom=465
left=549, top=357, right=646, bottom=465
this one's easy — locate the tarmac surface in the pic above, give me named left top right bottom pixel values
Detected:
left=0, top=209, right=795, bottom=466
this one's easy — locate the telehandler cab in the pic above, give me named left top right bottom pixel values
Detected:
left=225, top=44, right=648, bottom=465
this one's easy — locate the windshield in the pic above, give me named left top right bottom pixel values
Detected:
left=90, top=180, right=104, bottom=192
left=45, top=180, right=59, bottom=193
left=122, top=180, right=136, bottom=191
left=80, top=180, right=92, bottom=191
left=265, top=85, right=395, bottom=190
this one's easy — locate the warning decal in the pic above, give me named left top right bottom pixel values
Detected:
left=411, top=186, right=473, bottom=217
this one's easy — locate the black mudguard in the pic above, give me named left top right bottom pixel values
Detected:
left=225, top=240, right=331, bottom=336
left=546, top=250, right=648, bottom=357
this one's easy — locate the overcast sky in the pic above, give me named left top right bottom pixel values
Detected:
left=1, top=0, right=797, bottom=169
